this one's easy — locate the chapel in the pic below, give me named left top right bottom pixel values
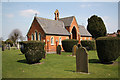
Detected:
left=27, top=9, right=92, bottom=52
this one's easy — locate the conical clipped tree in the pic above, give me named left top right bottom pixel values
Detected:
left=87, top=15, right=107, bottom=39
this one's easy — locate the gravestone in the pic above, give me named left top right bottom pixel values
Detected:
left=56, top=45, right=61, bottom=55
left=2, top=45, right=5, bottom=51
left=72, top=45, right=78, bottom=56
left=17, top=43, right=20, bottom=49
left=76, top=47, right=88, bottom=73
left=8, top=44, right=10, bottom=50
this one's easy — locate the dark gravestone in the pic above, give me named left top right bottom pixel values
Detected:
left=72, top=45, right=78, bottom=56
left=76, top=47, right=88, bottom=73
left=2, top=45, right=5, bottom=51
left=56, top=45, right=61, bottom=55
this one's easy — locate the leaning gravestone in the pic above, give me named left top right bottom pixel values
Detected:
left=76, top=47, right=88, bottom=73
left=72, top=45, right=78, bottom=56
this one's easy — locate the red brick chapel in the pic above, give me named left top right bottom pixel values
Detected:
left=27, top=9, right=92, bottom=53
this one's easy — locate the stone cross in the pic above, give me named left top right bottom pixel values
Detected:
left=76, top=47, right=88, bottom=73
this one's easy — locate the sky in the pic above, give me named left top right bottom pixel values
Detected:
left=1, top=2, right=119, bottom=40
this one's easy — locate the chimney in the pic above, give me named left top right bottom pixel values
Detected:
left=54, top=9, right=59, bottom=20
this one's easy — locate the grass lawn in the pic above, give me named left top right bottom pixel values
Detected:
left=2, top=49, right=119, bottom=78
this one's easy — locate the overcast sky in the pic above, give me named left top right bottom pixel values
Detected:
left=1, top=1, right=119, bottom=40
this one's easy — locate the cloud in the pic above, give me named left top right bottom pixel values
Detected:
left=6, top=14, right=14, bottom=18
left=20, top=9, right=40, bottom=17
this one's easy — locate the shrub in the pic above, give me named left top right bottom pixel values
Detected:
left=5, top=39, right=13, bottom=47
left=42, top=50, right=46, bottom=59
left=81, top=40, right=96, bottom=50
left=62, top=39, right=78, bottom=52
left=20, top=44, right=25, bottom=54
left=87, top=15, right=107, bottom=39
left=117, top=34, right=120, bottom=37
left=56, top=45, right=61, bottom=55
left=96, top=37, right=120, bottom=63
left=20, top=41, right=45, bottom=64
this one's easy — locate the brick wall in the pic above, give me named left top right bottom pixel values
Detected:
left=80, top=37, right=92, bottom=41
left=45, top=35, right=69, bottom=52
left=27, top=17, right=45, bottom=41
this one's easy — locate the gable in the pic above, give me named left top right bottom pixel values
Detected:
left=27, top=17, right=45, bottom=38
left=59, top=16, right=74, bottom=27
left=69, top=16, right=79, bottom=33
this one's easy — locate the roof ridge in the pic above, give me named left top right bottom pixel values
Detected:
left=59, top=16, right=75, bottom=19
left=36, top=16, right=58, bottom=22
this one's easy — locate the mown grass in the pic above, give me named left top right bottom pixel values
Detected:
left=2, top=49, right=119, bottom=78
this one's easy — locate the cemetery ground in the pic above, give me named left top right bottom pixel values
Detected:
left=2, top=49, right=119, bottom=78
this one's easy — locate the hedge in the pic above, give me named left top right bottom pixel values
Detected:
left=96, top=37, right=120, bottom=63
left=5, top=39, right=13, bottom=47
left=81, top=40, right=96, bottom=50
left=20, top=41, right=45, bottom=64
left=62, top=39, right=78, bottom=52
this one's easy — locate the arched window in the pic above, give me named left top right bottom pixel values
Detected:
left=31, top=34, right=34, bottom=40
left=51, top=37, right=54, bottom=45
left=39, top=33, right=41, bottom=41
left=59, top=37, right=61, bottom=45
left=35, top=31, right=38, bottom=40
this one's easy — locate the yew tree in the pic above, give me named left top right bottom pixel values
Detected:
left=87, top=15, right=107, bottom=39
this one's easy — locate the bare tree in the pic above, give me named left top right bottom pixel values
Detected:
left=19, top=36, right=26, bottom=41
left=9, top=29, right=24, bottom=43
left=0, top=37, right=3, bottom=41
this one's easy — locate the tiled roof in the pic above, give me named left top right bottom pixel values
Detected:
left=36, top=17, right=70, bottom=36
left=78, top=25, right=92, bottom=37
left=59, top=16, right=74, bottom=26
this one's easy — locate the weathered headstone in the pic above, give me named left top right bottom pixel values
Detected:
left=72, top=45, right=78, bottom=56
left=17, top=43, right=20, bottom=49
left=76, top=47, right=88, bottom=73
left=56, top=45, right=61, bottom=55
left=8, top=44, right=10, bottom=50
